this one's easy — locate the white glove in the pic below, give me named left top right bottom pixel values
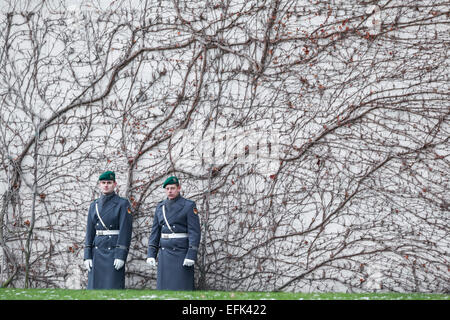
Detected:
left=84, top=259, right=92, bottom=272
left=146, top=257, right=156, bottom=267
left=113, top=258, right=125, bottom=270
left=183, top=258, right=195, bottom=267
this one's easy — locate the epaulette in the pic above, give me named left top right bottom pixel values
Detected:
left=157, top=200, right=165, bottom=207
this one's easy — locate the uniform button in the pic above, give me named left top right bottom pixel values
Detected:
left=108, top=247, right=111, bottom=250
left=95, top=246, right=98, bottom=249
left=109, top=236, right=111, bottom=239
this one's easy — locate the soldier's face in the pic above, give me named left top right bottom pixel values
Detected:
left=99, top=180, right=116, bottom=195
left=165, top=184, right=181, bottom=199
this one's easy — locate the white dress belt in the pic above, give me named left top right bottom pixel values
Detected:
left=96, top=230, right=120, bottom=236
left=161, top=233, right=188, bottom=239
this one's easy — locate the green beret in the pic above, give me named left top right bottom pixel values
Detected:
left=99, top=171, right=116, bottom=181
left=163, top=176, right=179, bottom=188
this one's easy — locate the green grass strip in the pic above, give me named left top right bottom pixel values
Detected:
left=0, top=288, right=448, bottom=300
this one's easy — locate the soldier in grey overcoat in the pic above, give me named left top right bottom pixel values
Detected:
left=146, top=176, right=201, bottom=290
left=84, top=171, right=133, bottom=289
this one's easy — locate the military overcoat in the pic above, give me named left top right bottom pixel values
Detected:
left=147, top=195, right=201, bottom=290
left=84, top=192, right=132, bottom=289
